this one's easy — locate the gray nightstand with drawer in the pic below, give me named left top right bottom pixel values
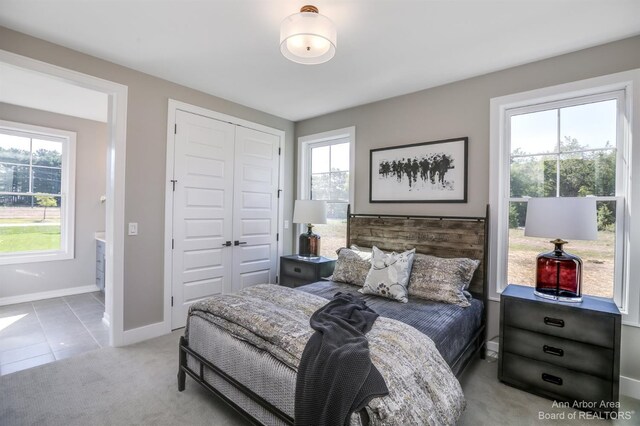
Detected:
left=498, top=284, right=621, bottom=412
left=279, top=255, right=336, bottom=288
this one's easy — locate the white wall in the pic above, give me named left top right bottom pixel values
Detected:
left=0, top=102, right=107, bottom=300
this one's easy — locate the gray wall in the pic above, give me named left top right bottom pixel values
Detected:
left=296, top=36, right=640, bottom=381
left=0, top=26, right=296, bottom=330
left=0, top=102, right=107, bottom=298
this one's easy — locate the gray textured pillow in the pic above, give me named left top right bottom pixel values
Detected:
left=360, top=247, right=415, bottom=303
left=408, top=254, right=479, bottom=307
left=331, top=247, right=372, bottom=286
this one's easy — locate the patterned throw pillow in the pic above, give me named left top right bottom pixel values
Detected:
left=408, top=254, right=480, bottom=307
left=331, top=247, right=373, bottom=286
left=360, top=247, right=415, bottom=303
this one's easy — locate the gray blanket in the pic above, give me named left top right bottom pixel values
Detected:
left=295, top=292, right=388, bottom=426
left=187, top=284, right=465, bottom=425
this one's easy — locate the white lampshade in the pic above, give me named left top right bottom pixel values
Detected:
left=280, top=5, right=336, bottom=65
left=293, top=200, right=327, bottom=225
left=525, top=197, right=598, bottom=241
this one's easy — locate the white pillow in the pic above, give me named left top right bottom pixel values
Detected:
left=359, top=246, right=415, bottom=303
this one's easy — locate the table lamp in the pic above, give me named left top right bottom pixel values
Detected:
left=524, top=197, right=597, bottom=302
left=293, top=200, right=327, bottom=258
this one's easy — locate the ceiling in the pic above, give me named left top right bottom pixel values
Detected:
left=1, top=1, right=639, bottom=122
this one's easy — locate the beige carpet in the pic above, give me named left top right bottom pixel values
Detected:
left=1, top=330, right=638, bottom=425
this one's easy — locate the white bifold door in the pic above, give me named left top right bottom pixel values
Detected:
left=170, top=110, right=280, bottom=329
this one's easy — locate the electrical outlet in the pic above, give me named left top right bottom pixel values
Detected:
left=128, top=222, right=138, bottom=236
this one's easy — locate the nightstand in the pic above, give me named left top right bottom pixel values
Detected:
left=498, top=284, right=621, bottom=413
left=279, top=255, right=336, bottom=288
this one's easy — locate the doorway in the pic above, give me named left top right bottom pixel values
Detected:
left=0, top=49, right=128, bottom=347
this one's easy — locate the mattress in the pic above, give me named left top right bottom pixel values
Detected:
left=184, top=284, right=467, bottom=425
left=297, top=280, right=483, bottom=366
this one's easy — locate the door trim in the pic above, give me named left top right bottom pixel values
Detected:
left=164, top=99, right=285, bottom=331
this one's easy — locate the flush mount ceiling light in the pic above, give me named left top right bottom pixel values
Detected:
left=280, top=5, right=337, bottom=65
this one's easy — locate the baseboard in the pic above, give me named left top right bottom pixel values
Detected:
left=0, top=285, right=100, bottom=306
left=122, top=321, right=169, bottom=346
left=102, top=311, right=111, bottom=327
left=621, top=376, right=640, bottom=400
left=486, top=340, right=499, bottom=356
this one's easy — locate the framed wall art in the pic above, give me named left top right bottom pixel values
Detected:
left=369, top=137, right=468, bottom=203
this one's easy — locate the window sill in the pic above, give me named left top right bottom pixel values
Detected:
left=0, top=250, right=74, bottom=266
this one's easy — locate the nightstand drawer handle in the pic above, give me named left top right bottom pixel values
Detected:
left=543, top=345, right=564, bottom=357
left=542, top=373, right=563, bottom=386
left=543, top=317, right=565, bottom=328
left=294, top=267, right=302, bottom=273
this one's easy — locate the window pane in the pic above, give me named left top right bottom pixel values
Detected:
left=507, top=201, right=540, bottom=286
left=0, top=134, right=30, bottom=164
left=313, top=202, right=348, bottom=259
left=510, top=154, right=556, bottom=197
left=310, top=173, right=330, bottom=200
left=32, top=139, right=62, bottom=167
left=0, top=195, right=61, bottom=253
left=330, top=143, right=349, bottom=171
left=558, top=150, right=616, bottom=197
left=510, top=109, right=558, bottom=155
left=560, top=100, right=616, bottom=150
left=0, top=164, right=30, bottom=193
left=32, top=166, right=62, bottom=195
left=311, top=146, right=330, bottom=173
left=330, top=171, right=349, bottom=202
left=507, top=200, right=615, bottom=299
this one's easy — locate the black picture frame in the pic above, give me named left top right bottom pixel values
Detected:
left=369, top=137, right=468, bottom=203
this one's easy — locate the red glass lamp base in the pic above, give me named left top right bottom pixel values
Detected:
left=534, top=239, right=583, bottom=303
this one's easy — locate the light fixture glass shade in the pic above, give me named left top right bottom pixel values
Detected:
left=280, top=8, right=337, bottom=65
left=524, top=197, right=598, bottom=302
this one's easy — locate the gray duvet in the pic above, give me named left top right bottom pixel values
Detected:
left=298, top=280, right=483, bottom=367
left=187, top=284, right=465, bottom=425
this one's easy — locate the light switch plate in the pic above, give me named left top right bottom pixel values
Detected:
left=128, top=222, right=138, bottom=236
left=284, top=220, right=289, bottom=229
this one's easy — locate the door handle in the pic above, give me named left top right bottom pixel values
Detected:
left=221, top=241, right=232, bottom=247
left=234, top=241, right=247, bottom=246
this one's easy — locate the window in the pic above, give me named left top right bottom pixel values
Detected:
left=0, top=120, right=76, bottom=265
left=507, top=94, right=623, bottom=299
left=490, top=74, right=633, bottom=315
left=299, top=127, right=355, bottom=259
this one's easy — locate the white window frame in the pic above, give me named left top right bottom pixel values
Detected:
left=297, top=126, right=356, bottom=252
left=490, top=69, right=640, bottom=326
left=0, top=119, right=76, bottom=265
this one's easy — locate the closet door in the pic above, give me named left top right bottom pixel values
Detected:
left=231, top=126, right=280, bottom=292
left=171, top=110, right=235, bottom=329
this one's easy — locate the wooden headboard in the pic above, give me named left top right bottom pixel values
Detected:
left=346, top=205, right=489, bottom=300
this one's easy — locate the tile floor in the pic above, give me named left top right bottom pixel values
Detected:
left=0, top=291, right=108, bottom=375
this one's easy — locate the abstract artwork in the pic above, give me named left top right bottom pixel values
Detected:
left=369, top=137, right=468, bottom=203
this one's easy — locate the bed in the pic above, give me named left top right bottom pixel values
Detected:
left=178, top=207, right=489, bottom=425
